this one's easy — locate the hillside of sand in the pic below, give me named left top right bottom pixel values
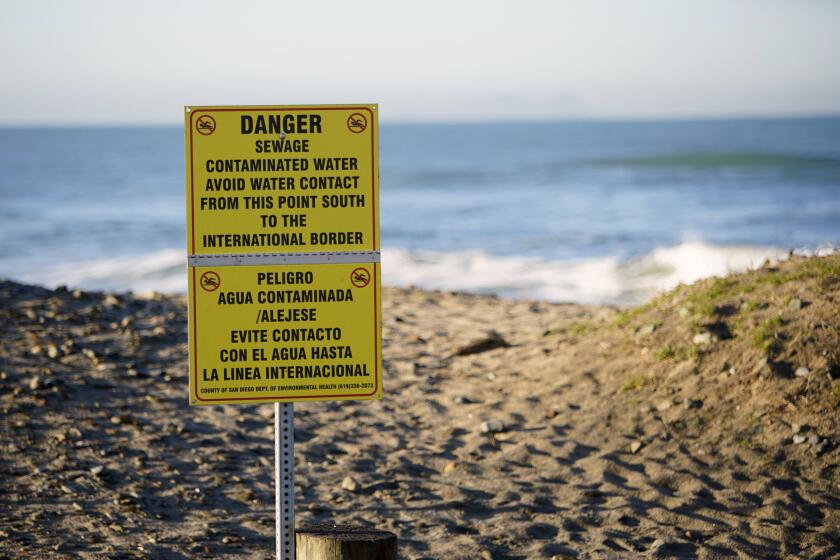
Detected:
left=1, top=254, right=839, bottom=559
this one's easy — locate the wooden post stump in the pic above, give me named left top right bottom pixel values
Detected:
left=296, top=524, right=397, bottom=560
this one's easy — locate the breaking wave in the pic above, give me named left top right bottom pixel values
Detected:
left=381, top=242, right=797, bottom=304
left=11, top=241, right=836, bottom=305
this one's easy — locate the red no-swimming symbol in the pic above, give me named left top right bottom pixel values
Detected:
left=350, top=267, right=371, bottom=288
left=200, top=271, right=221, bottom=292
left=347, top=113, right=367, bottom=134
left=196, top=115, right=216, bottom=136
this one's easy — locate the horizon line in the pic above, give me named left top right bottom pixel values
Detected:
left=1, top=111, right=840, bottom=129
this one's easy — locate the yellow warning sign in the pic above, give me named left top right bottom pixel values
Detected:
left=188, top=263, right=382, bottom=405
left=185, top=105, right=379, bottom=255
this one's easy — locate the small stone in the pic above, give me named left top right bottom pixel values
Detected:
left=443, top=461, right=458, bottom=474
left=480, top=551, right=494, bottom=560
left=103, top=294, right=122, bottom=308
left=629, top=440, right=643, bottom=454
left=90, top=465, right=105, bottom=476
left=795, top=367, right=810, bottom=378
left=788, top=298, right=802, bottom=311
left=813, top=440, right=829, bottom=456
left=391, top=361, right=415, bottom=377
left=233, top=488, right=254, bottom=502
left=453, top=395, right=474, bottom=404
left=29, top=376, right=41, bottom=391
left=47, top=344, right=59, bottom=359
left=656, top=399, right=672, bottom=412
left=639, top=324, right=656, bottom=336
left=72, top=289, right=84, bottom=299
left=341, top=476, right=360, bottom=493
left=808, top=434, right=820, bottom=445
left=479, top=419, right=505, bottom=434
left=30, top=345, right=43, bottom=355
left=692, top=332, right=714, bottom=345
left=791, top=423, right=803, bottom=435
left=60, top=484, right=76, bottom=494
left=793, top=435, right=807, bottom=444
left=110, top=415, right=123, bottom=425
left=685, top=399, right=703, bottom=410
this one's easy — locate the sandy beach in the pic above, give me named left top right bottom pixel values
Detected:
left=1, top=254, right=839, bottom=559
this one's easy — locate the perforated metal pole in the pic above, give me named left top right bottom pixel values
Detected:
left=275, top=402, right=295, bottom=560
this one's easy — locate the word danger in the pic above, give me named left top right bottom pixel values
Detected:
left=240, top=114, right=323, bottom=135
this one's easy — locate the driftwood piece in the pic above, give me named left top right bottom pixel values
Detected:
left=454, top=329, right=511, bottom=356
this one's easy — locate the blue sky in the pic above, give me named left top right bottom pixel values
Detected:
left=1, top=0, right=839, bottom=124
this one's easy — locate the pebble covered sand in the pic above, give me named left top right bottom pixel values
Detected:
left=2, top=255, right=840, bottom=559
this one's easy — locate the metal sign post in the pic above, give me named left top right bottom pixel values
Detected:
left=275, top=402, right=295, bottom=560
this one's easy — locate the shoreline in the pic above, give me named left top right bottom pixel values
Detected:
left=4, top=241, right=817, bottom=307
left=1, top=254, right=838, bottom=558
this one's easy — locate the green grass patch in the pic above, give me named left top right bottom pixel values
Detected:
left=620, top=373, right=650, bottom=393
left=739, top=300, right=760, bottom=314
left=752, top=257, right=840, bottom=290
left=543, top=320, right=596, bottom=337
left=654, top=346, right=675, bottom=361
left=611, top=309, right=637, bottom=328
left=678, top=344, right=701, bottom=361
left=568, top=321, right=594, bottom=335
left=751, top=316, right=784, bottom=351
left=686, top=277, right=739, bottom=317
left=787, top=257, right=840, bottom=286
left=755, top=271, right=784, bottom=287
left=735, top=437, right=758, bottom=451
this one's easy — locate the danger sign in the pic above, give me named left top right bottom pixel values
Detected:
left=188, top=263, right=381, bottom=404
left=185, top=104, right=382, bottom=405
left=185, top=105, right=379, bottom=256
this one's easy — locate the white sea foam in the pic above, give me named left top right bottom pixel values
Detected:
left=382, top=242, right=792, bottom=304
left=12, top=242, right=834, bottom=305
left=13, top=249, right=187, bottom=295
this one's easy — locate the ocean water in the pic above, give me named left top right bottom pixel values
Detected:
left=1, top=118, right=839, bottom=304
